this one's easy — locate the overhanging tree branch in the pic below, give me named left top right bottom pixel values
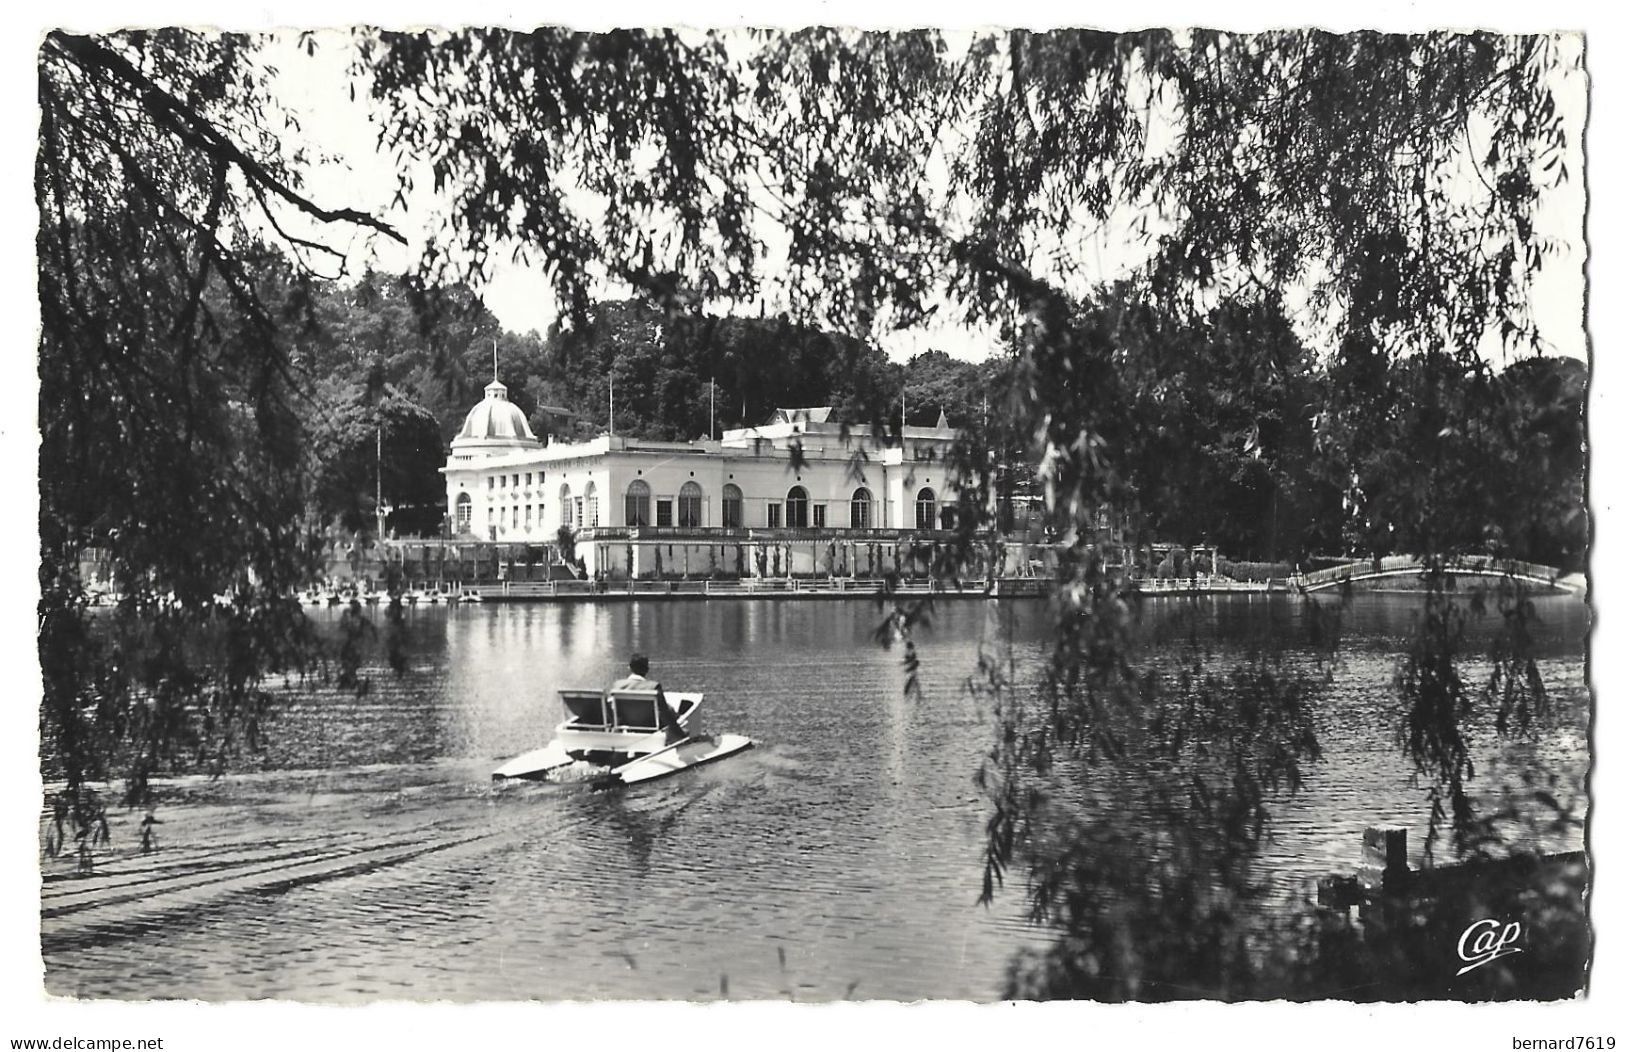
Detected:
left=45, top=30, right=406, bottom=248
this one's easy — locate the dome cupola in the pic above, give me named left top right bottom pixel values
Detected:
left=450, top=377, right=541, bottom=458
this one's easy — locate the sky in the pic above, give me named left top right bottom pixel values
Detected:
left=3, top=2, right=1619, bottom=1050
left=259, top=26, right=1590, bottom=365
left=262, top=31, right=1014, bottom=360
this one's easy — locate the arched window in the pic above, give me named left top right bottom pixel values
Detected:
left=914, top=487, right=936, bottom=531
left=850, top=487, right=872, bottom=529
left=722, top=484, right=743, bottom=528
left=678, top=481, right=703, bottom=528
left=455, top=492, right=473, bottom=530
left=584, top=482, right=597, bottom=527
left=559, top=484, right=573, bottom=527
left=786, top=485, right=809, bottom=528
left=625, top=479, right=651, bottom=527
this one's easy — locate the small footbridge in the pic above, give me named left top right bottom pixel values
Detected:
left=1298, top=554, right=1582, bottom=595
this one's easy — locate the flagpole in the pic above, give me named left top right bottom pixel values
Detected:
left=710, top=378, right=716, bottom=439
left=375, top=419, right=384, bottom=540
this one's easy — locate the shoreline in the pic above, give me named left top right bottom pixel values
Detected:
left=292, top=573, right=1582, bottom=607
left=408, top=577, right=1293, bottom=603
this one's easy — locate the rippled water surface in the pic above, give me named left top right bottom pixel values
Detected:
left=42, top=594, right=1589, bottom=1001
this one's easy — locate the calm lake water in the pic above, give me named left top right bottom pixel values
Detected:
left=41, top=593, right=1590, bottom=1001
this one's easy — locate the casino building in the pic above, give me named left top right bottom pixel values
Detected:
left=442, top=377, right=975, bottom=580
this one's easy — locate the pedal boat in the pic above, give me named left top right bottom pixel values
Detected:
left=492, top=689, right=753, bottom=787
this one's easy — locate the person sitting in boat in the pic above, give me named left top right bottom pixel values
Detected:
left=608, top=653, right=685, bottom=743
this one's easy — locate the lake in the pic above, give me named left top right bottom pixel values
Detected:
left=40, top=593, right=1590, bottom=1001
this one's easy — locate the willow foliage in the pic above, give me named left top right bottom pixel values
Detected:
left=367, top=27, right=1585, bottom=997
left=37, top=30, right=402, bottom=860
left=39, top=26, right=1584, bottom=994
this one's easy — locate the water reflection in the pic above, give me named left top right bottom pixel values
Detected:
left=42, top=594, right=1588, bottom=1001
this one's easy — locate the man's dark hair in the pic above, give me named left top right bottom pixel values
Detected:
left=629, top=653, right=650, bottom=676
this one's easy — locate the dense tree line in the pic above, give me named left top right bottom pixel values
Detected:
left=527, top=298, right=905, bottom=440
left=1045, top=287, right=1586, bottom=569
left=290, top=269, right=1584, bottom=572
left=288, top=270, right=519, bottom=535
left=287, top=283, right=1010, bottom=527
left=1318, top=336, right=1586, bottom=570
left=511, top=299, right=1003, bottom=440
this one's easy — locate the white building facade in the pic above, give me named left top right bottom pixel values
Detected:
left=442, top=381, right=973, bottom=580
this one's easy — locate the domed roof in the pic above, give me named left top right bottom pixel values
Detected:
left=451, top=379, right=540, bottom=455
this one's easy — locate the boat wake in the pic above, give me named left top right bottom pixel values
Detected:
left=492, top=759, right=612, bottom=786
left=41, top=827, right=499, bottom=954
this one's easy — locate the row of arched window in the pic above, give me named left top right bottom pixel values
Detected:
left=632, top=483, right=935, bottom=530
left=557, top=482, right=600, bottom=529
left=458, top=482, right=942, bottom=531
left=623, top=483, right=907, bottom=529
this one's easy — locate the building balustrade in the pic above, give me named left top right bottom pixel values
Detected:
left=574, top=525, right=968, bottom=543
left=490, top=576, right=1037, bottom=600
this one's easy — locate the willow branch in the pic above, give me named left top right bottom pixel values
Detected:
left=45, top=31, right=406, bottom=248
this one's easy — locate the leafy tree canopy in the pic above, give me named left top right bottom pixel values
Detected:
left=37, top=30, right=404, bottom=850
